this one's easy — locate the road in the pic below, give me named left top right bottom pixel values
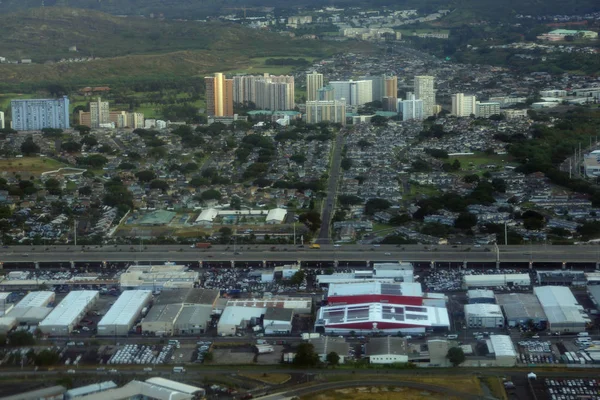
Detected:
left=1, top=244, right=600, bottom=263
left=316, top=127, right=346, bottom=245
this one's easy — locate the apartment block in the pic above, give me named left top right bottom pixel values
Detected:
left=10, top=96, right=70, bottom=131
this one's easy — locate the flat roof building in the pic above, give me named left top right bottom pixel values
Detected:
left=588, top=285, right=600, bottom=311
left=141, top=304, right=183, bottom=336
left=467, top=289, right=495, bottom=304
left=14, top=291, right=55, bottom=308
left=487, top=335, right=517, bottom=367
left=173, top=305, right=213, bottom=335
left=327, top=281, right=423, bottom=306
left=98, top=290, right=152, bottom=336
left=217, top=306, right=265, bottom=336
left=464, top=303, right=504, bottom=328
left=39, top=290, right=98, bottom=335
left=365, top=336, right=408, bottom=364
left=315, top=302, right=449, bottom=335
left=6, top=306, right=52, bottom=324
left=119, top=265, right=198, bottom=291
left=534, top=286, right=590, bottom=333
left=154, top=288, right=219, bottom=307
left=537, top=270, right=586, bottom=287
left=496, top=293, right=547, bottom=328
left=309, top=336, right=350, bottom=364
left=64, top=381, right=117, bottom=399
left=79, top=378, right=204, bottom=400
left=263, top=307, right=293, bottom=335
left=463, top=274, right=530, bottom=289
left=0, top=316, right=17, bottom=334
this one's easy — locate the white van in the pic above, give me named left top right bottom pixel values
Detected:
left=173, top=366, right=186, bottom=373
left=576, top=337, right=591, bottom=343
left=577, top=332, right=589, bottom=337
left=447, top=334, right=458, bottom=339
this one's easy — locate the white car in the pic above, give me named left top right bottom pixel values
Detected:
left=333, top=244, right=341, bottom=247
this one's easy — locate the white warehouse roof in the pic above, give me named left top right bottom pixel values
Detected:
left=465, top=303, right=503, bottom=317
left=145, top=378, right=204, bottom=395
left=328, top=281, right=423, bottom=297
left=464, top=274, right=530, bottom=287
left=15, top=291, right=54, bottom=308
left=488, top=335, right=517, bottom=357
left=534, top=286, right=590, bottom=325
left=98, top=290, right=152, bottom=328
left=39, top=290, right=98, bottom=329
left=266, top=208, right=287, bottom=223
left=195, top=208, right=219, bottom=223
left=467, top=289, right=495, bottom=299
left=218, top=306, right=265, bottom=328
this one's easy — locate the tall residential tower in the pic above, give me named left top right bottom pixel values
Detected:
left=205, top=73, right=234, bottom=117
left=413, top=76, right=436, bottom=117
left=10, top=96, right=70, bottom=131
left=306, top=71, right=324, bottom=102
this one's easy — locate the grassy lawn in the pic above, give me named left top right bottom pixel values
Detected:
left=480, top=376, right=508, bottom=400
left=448, top=152, right=517, bottom=175
left=224, top=56, right=317, bottom=76
left=372, top=223, right=395, bottom=233
left=0, top=157, right=66, bottom=173
left=301, top=387, right=461, bottom=400
left=239, top=373, right=291, bottom=385
left=403, top=183, right=441, bottom=201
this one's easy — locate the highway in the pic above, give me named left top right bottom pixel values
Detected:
left=1, top=244, right=600, bottom=263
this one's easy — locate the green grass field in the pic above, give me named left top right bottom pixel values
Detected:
left=0, top=157, right=66, bottom=173
left=447, top=152, right=517, bottom=175
left=224, top=56, right=317, bottom=76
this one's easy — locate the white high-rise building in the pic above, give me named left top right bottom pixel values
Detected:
left=329, top=80, right=373, bottom=106
left=305, top=100, right=346, bottom=125
left=476, top=102, right=501, bottom=118
left=414, top=75, right=436, bottom=117
left=233, top=74, right=295, bottom=111
left=89, top=97, right=110, bottom=129
left=0, top=111, right=4, bottom=129
left=306, top=71, right=324, bottom=102
left=451, top=93, right=477, bottom=117
left=400, top=92, right=424, bottom=121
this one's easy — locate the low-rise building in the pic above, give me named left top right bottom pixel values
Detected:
left=534, top=286, right=590, bottom=333
left=496, top=293, right=547, bottom=328
left=263, top=307, right=293, bottom=335
left=309, top=336, right=350, bottom=364
left=365, top=336, right=408, bottom=364
left=487, top=335, right=517, bottom=367
left=467, top=289, right=496, bottom=304
left=464, top=304, right=504, bottom=328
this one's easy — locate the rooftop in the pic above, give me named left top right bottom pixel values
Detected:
left=309, top=336, right=349, bottom=356
left=488, top=335, right=517, bottom=358
left=464, top=303, right=503, bottom=317
left=365, top=336, right=408, bottom=357
left=15, top=291, right=54, bottom=308
left=328, top=281, right=423, bottom=298
left=98, top=290, right=151, bottom=327
left=264, top=307, right=294, bottom=322
left=534, top=286, right=590, bottom=325
left=143, top=304, right=183, bottom=324
left=39, top=290, right=98, bottom=328
left=154, top=288, right=219, bottom=306
left=496, top=293, right=547, bottom=321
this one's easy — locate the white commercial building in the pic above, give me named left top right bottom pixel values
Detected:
left=98, top=290, right=152, bottom=336
left=467, top=289, right=496, bottom=304
left=414, top=76, right=436, bottom=117
left=487, top=335, right=517, bottom=367
left=463, top=274, right=530, bottom=288
left=451, top=93, right=477, bottom=117
left=365, top=336, right=409, bottom=364
left=0, top=316, right=17, bottom=334
left=6, top=306, right=52, bottom=324
left=39, top=290, right=99, bottom=335
left=15, top=291, right=55, bottom=308
left=465, top=303, right=505, bottom=328
left=476, top=101, right=501, bottom=118
left=263, top=307, right=294, bottom=335
left=329, top=80, right=373, bottom=106
left=217, top=306, right=265, bottom=336
left=534, top=286, right=590, bottom=333
left=265, top=208, right=287, bottom=224
left=400, top=92, right=424, bottom=121
left=119, top=265, right=198, bottom=291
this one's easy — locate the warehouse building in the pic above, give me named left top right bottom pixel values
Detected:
left=217, top=306, right=265, bottom=336
left=0, top=292, right=14, bottom=316
left=537, top=271, right=586, bottom=286
left=0, top=316, right=17, bottom=334
left=428, top=338, right=452, bottom=367
left=487, top=335, right=517, bottom=367
left=153, top=288, right=219, bottom=307
left=463, top=274, right=530, bottom=289
left=314, top=302, right=450, bottom=335
left=39, top=290, right=99, bottom=335
left=98, top=290, right=152, bottom=336
left=15, top=291, right=55, bottom=308
left=263, top=308, right=293, bottom=335
left=173, top=305, right=213, bottom=335
left=327, top=281, right=423, bottom=306
left=534, top=286, right=590, bottom=333
left=6, top=306, right=52, bottom=324
left=119, top=265, right=199, bottom=291
left=141, top=304, right=183, bottom=336
left=365, top=336, right=408, bottom=364
left=467, top=289, right=496, bottom=304
left=80, top=377, right=204, bottom=400
left=465, top=304, right=505, bottom=328
left=588, top=285, right=600, bottom=311
left=496, top=293, right=547, bottom=328
left=309, top=336, right=350, bottom=364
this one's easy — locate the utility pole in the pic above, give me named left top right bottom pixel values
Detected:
left=74, top=219, right=77, bottom=246
left=504, top=222, right=508, bottom=246
left=293, top=223, right=296, bottom=245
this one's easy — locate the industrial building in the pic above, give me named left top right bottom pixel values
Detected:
left=365, top=336, right=408, bottom=364
left=536, top=270, right=586, bottom=286
left=6, top=306, right=52, bottom=325
left=588, top=285, right=600, bottom=311
left=316, top=263, right=414, bottom=285
left=64, top=381, right=118, bottom=399
left=79, top=378, right=204, bottom=400
left=467, top=289, right=496, bottom=304
left=487, top=335, right=518, bottom=367
left=119, top=265, right=199, bottom=291
left=39, top=290, right=99, bottom=335
left=263, top=308, right=294, bottom=335
left=464, top=304, right=505, bottom=328
left=0, top=292, right=14, bottom=316
left=98, top=290, right=152, bottom=336
left=141, top=304, right=183, bottom=336
left=14, top=291, right=55, bottom=308
left=314, top=302, right=450, bottom=335
left=327, top=281, right=423, bottom=306
left=496, top=293, right=547, bottom=328
left=173, top=305, right=213, bottom=335
left=534, top=286, right=590, bottom=333
left=0, top=316, right=17, bottom=334
left=309, top=336, right=350, bottom=364
left=428, top=338, right=452, bottom=367
left=463, top=274, right=531, bottom=289
left=217, top=306, right=265, bottom=336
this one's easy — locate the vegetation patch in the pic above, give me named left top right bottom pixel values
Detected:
left=301, top=386, right=461, bottom=400
left=239, top=373, right=291, bottom=385
left=0, top=157, right=66, bottom=173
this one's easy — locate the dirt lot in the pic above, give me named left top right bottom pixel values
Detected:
left=211, top=348, right=256, bottom=365
left=256, top=345, right=284, bottom=364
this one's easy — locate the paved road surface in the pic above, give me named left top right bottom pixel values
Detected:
left=1, top=244, right=600, bottom=263
left=316, top=128, right=346, bottom=245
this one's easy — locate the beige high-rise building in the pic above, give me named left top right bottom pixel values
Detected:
left=305, top=100, right=346, bottom=125
left=89, top=97, right=110, bottom=128
left=0, top=111, right=4, bottom=129
left=384, top=75, right=398, bottom=98
left=205, top=73, right=234, bottom=117
left=414, top=76, right=436, bottom=117
left=451, top=93, right=477, bottom=117
left=233, top=73, right=295, bottom=111
left=306, top=71, right=324, bottom=102
left=78, top=110, right=145, bottom=129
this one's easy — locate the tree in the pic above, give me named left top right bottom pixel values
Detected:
left=219, top=227, right=232, bottom=237
left=338, top=195, right=363, bottom=206
left=289, top=269, right=306, bottom=287
left=201, top=189, right=222, bottom=201
left=290, top=154, right=307, bottom=165
left=446, top=347, right=465, bottom=367
left=118, top=162, right=136, bottom=170
left=389, top=214, right=411, bottom=225
left=370, top=115, right=388, bottom=126
left=491, top=178, right=507, bottom=193
left=463, top=174, right=480, bottom=184
left=44, top=178, right=62, bottom=195
left=230, top=197, right=242, bottom=210
left=7, top=331, right=35, bottom=346
left=326, top=351, right=340, bottom=367
left=61, top=141, right=82, bottom=153
left=80, top=135, right=98, bottom=147
left=20, top=137, right=40, bottom=156
left=149, top=179, right=169, bottom=192
left=243, top=163, right=269, bottom=180
left=341, top=158, right=353, bottom=171
left=293, top=343, right=320, bottom=367
left=298, top=211, right=321, bottom=232
left=73, top=125, right=91, bottom=135
left=78, top=186, right=92, bottom=196
left=34, top=349, right=60, bottom=366
left=135, top=170, right=157, bottom=183
left=425, top=148, right=449, bottom=159
left=78, top=154, right=108, bottom=168
left=365, top=198, right=391, bottom=215
left=454, top=212, right=478, bottom=230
